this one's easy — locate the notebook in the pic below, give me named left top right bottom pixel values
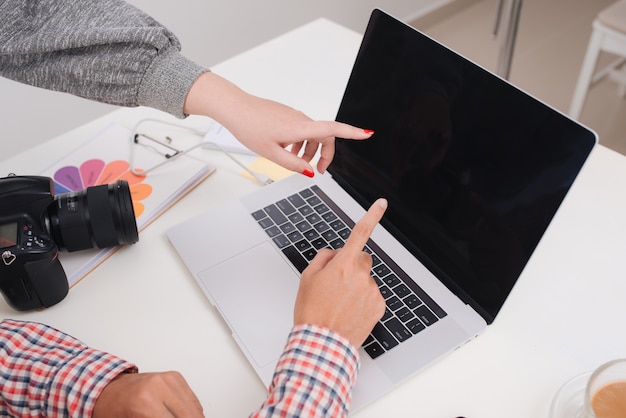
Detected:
left=167, top=9, right=597, bottom=411
left=39, top=123, right=214, bottom=287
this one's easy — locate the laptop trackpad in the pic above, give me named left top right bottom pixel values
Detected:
left=198, top=241, right=299, bottom=368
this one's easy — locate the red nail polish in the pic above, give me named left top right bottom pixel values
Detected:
left=302, top=168, right=314, bottom=178
left=364, top=129, right=375, bottom=134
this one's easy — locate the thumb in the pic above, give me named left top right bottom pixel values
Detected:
left=266, top=147, right=317, bottom=178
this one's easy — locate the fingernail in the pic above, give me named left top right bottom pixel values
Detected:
left=302, top=168, right=315, bottom=178
left=377, top=198, right=388, bottom=209
left=364, top=129, right=375, bottom=134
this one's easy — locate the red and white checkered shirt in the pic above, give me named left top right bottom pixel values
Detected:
left=252, top=324, right=359, bottom=417
left=0, top=319, right=137, bottom=417
left=0, top=320, right=359, bottom=417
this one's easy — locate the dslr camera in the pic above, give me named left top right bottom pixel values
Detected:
left=0, top=175, right=138, bottom=311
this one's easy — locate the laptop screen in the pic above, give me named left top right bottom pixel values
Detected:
left=330, top=9, right=596, bottom=322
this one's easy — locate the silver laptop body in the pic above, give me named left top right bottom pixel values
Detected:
left=167, top=9, right=596, bottom=411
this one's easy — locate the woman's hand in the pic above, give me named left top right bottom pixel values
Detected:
left=184, top=72, right=374, bottom=176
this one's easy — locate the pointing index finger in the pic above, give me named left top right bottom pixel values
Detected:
left=343, top=198, right=388, bottom=254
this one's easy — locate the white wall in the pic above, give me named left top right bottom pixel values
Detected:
left=0, top=0, right=449, bottom=161
left=127, top=0, right=448, bottom=67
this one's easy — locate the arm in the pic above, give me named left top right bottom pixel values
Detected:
left=0, top=0, right=205, bottom=118
left=250, top=199, right=388, bottom=417
left=251, top=325, right=358, bottom=418
left=0, top=319, right=136, bottom=417
left=0, top=0, right=373, bottom=175
left=0, top=319, right=203, bottom=418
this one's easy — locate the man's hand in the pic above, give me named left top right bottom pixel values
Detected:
left=294, top=198, right=388, bottom=347
left=93, top=371, right=204, bottom=418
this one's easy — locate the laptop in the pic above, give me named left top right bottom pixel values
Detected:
left=167, top=9, right=597, bottom=411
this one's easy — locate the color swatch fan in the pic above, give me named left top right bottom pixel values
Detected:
left=53, top=159, right=152, bottom=218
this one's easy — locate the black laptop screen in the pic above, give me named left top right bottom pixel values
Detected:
left=330, top=9, right=596, bottom=322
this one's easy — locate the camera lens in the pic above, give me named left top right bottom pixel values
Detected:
left=46, top=180, right=139, bottom=252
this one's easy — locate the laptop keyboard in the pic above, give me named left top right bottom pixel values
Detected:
left=250, top=185, right=447, bottom=359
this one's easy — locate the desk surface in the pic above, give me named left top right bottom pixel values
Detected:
left=2, top=19, right=626, bottom=418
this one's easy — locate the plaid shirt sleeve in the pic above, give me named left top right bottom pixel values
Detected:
left=250, top=324, right=360, bottom=418
left=0, top=319, right=137, bottom=417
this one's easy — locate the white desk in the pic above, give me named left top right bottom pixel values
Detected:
left=2, top=18, right=626, bottom=418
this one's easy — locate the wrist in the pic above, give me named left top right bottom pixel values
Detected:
left=183, top=71, right=245, bottom=118
left=290, top=323, right=360, bottom=368
left=279, top=324, right=360, bottom=399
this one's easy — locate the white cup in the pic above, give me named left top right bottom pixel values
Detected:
left=584, top=359, right=626, bottom=418
left=551, top=359, right=626, bottom=418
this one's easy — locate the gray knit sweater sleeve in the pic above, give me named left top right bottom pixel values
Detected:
left=0, top=0, right=207, bottom=118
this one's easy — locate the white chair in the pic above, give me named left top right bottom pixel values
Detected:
left=569, top=0, right=626, bottom=120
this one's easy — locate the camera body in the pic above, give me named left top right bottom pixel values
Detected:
left=0, top=176, right=67, bottom=311
left=0, top=175, right=139, bottom=311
